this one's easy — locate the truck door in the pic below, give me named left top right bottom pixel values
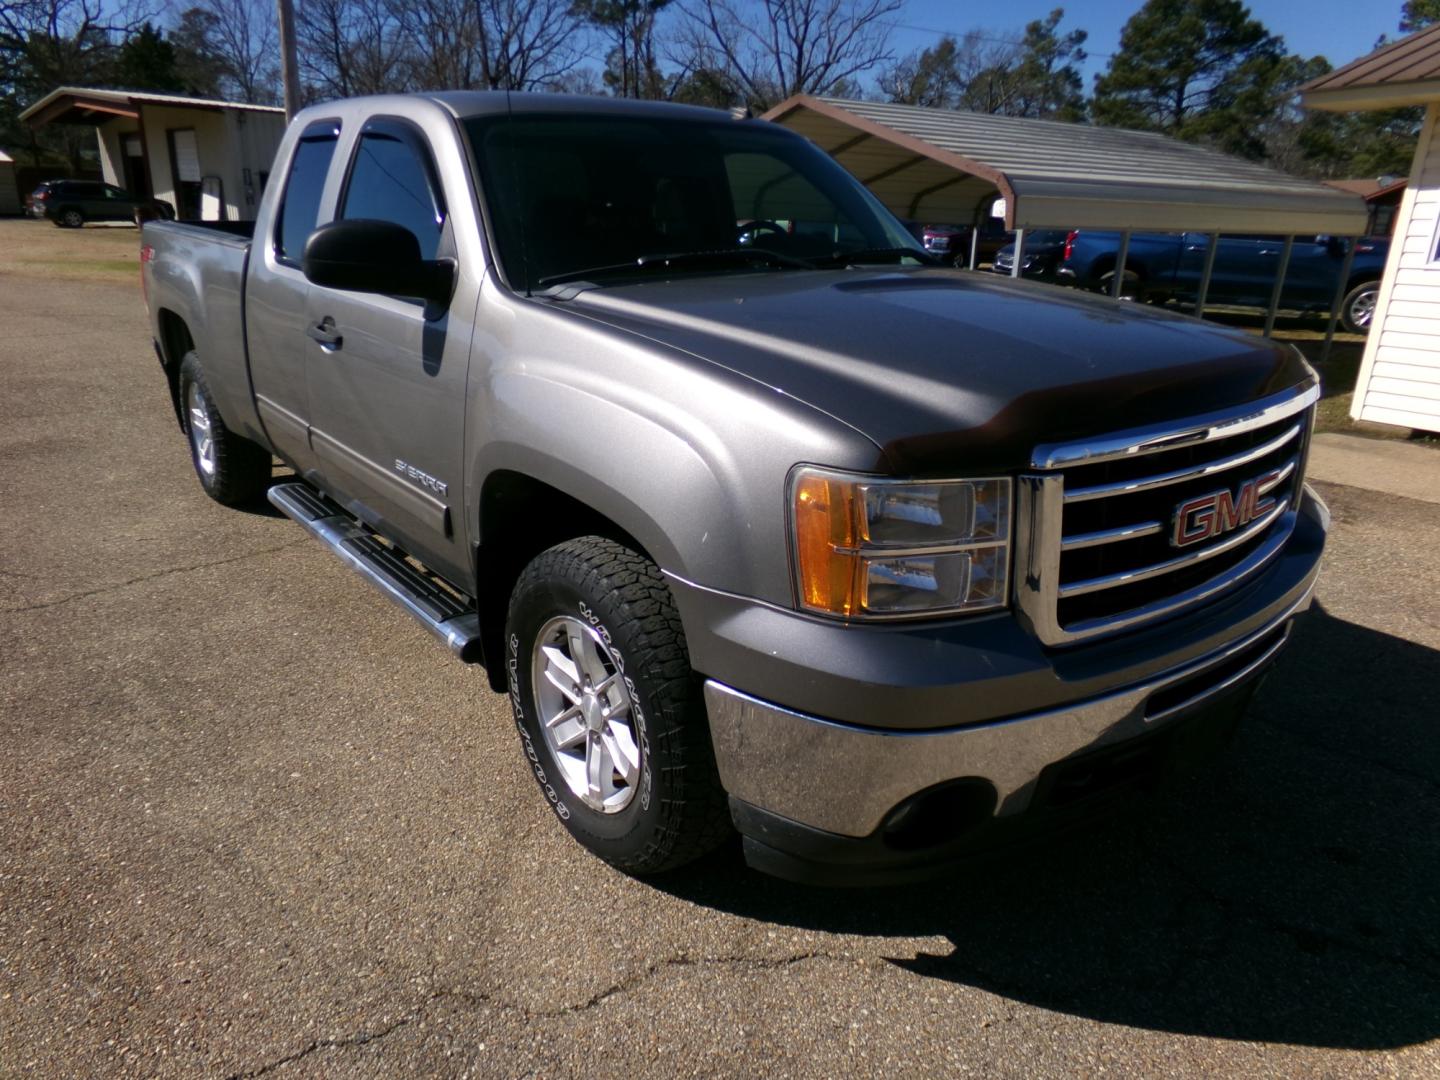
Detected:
left=1209, top=235, right=1285, bottom=306
left=301, top=116, right=473, bottom=585
left=244, top=119, right=341, bottom=468
left=1278, top=237, right=1344, bottom=307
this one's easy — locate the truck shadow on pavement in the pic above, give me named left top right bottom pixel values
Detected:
left=663, top=603, right=1440, bottom=1050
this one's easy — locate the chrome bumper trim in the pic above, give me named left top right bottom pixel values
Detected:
left=704, top=584, right=1312, bottom=839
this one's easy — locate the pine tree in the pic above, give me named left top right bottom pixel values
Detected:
left=1093, top=0, right=1286, bottom=158
left=114, top=22, right=185, bottom=92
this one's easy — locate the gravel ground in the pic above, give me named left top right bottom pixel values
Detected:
left=1, top=218, right=1437, bottom=1077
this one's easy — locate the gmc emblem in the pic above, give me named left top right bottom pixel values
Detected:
left=1171, top=470, right=1283, bottom=548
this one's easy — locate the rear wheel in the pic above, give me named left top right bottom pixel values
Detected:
left=1340, top=281, right=1379, bottom=334
left=505, top=536, right=730, bottom=875
left=178, top=352, right=271, bottom=506
left=56, top=208, right=84, bottom=228
left=1096, top=268, right=1143, bottom=301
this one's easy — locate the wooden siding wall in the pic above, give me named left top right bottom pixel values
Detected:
left=1353, top=102, right=1440, bottom=431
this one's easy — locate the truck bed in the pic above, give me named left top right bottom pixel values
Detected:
left=142, top=218, right=260, bottom=446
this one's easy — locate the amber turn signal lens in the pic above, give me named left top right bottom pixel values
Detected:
left=791, top=468, right=1013, bottom=619
left=792, top=471, right=864, bottom=616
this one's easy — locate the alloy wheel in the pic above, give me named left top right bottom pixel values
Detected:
left=531, top=615, right=642, bottom=813
left=187, top=381, right=217, bottom=477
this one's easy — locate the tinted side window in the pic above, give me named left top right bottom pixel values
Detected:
left=275, top=122, right=340, bottom=264
left=341, top=125, right=444, bottom=261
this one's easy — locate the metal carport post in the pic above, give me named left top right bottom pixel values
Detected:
left=1111, top=231, right=1132, bottom=299
left=1261, top=236, right=1296, bottom=338
left=1193, top=233, right=1220, bottom=316
left=1320, top=237, right=1361, bottom=363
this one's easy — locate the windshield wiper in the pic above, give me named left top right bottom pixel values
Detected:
left=536, top=248, right=814, bottom=290
left=815, top=247, right=936, bottom=268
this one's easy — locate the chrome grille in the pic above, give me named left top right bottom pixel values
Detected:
left=1016, top=383, right=1319, bottom=646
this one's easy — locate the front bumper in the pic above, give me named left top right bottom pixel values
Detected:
left=680, top=486, right=1327, bottom=882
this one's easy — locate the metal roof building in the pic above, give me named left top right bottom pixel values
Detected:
left=762, top=95, right=1368, bottom=236
left=1302, top=22, right=1440, bottom=109
left=19, top=87, right=286, bottom=222
left=1303, top=27, right=1440, bottom=433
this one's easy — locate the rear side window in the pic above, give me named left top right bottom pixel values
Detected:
left=340, top=121, right=445, bottom=261
left=275, top=121, right=340, bottom=264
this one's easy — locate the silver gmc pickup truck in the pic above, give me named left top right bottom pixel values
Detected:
left=141, top=92, right=1328, bottom=884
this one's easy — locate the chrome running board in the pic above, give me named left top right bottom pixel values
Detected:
left=267, top=482, right=482, bottom=662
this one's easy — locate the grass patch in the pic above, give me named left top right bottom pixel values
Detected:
left=1200, top=307, right=1435, bottom=442
left=15, top=257, right=136, bottom=275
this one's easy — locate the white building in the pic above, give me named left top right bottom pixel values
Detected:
left=0, top=150, right=20, bottom=214
left=1304, top=25, right=1440, bottom=434
left=19, top=87, right=287, bottom=222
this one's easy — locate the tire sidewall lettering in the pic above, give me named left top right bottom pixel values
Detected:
left=576, top=601, right=653, bottom=813
left=509, top=631, right=570, bottom=821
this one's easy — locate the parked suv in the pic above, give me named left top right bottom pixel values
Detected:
left=28, top=179, right=165, bottom=227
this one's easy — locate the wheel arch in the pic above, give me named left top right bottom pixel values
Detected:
left=1087, top=252, right=1147, bottom=284
left=156, top=308, right=195, bottom=431
left=473, top=468, right=665, bottom=692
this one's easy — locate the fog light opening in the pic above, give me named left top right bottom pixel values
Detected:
left=880, top=778, right=998, bottom=851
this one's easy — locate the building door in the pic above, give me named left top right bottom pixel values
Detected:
left=167, top=128, right=201, bottom=218
left=121, top=133, right=149, bottom=199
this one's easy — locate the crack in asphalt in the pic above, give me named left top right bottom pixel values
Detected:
left=1, top=540, right=309, bottom=615
left=224, top=1015, right=418, bottom=1079
left=223, top=952, right=835, bottom=1077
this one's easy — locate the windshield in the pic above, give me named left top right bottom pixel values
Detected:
left=464, top=112, right=923, bottom=292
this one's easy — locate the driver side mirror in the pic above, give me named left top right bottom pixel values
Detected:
left=302, top=218, right=455, bottom=307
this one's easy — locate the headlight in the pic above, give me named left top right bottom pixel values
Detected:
left=789, top=467, right=1012, bottom=619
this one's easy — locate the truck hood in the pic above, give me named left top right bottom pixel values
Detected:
left=566, top=268, right=1314, bottom=473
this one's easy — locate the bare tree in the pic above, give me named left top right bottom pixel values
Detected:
left=394, top=0, right=483, bottom=88
left=675, top=0, right=901, bottom=112
left=1, top=0, right=159, bottom=166
left=474, top=0, right=583, bottom=89
left=169, top=0, right=278, bottom=101
left=397, top=0, right=582, bottom=91
left=295, top=0, right=408, bottom=97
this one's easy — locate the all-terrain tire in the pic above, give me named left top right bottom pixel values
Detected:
left=178, top=351, right=271, bottom=507
left=505, top=536, right=730, bottom=875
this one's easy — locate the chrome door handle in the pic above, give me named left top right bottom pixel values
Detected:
left=307, top=317, right=342, bottom=351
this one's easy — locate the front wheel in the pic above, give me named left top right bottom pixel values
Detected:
left=1340, top=281, right=1379, bottom=334
left=505, top=537, right=730, bottom=875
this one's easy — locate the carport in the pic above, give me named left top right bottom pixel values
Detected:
left=762, top=95, right=1369, bottom=351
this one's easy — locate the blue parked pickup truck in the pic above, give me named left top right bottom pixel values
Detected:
left=993, top=230, right=1388, bottom=333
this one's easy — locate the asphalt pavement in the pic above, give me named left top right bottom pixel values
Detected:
left=2, top=246, right=1438, bottom=1077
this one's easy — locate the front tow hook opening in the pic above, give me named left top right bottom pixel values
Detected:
left=880, top=778, right=999, bottom=852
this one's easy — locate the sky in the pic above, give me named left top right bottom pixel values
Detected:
left=889, top=0, right=1404, bottom=83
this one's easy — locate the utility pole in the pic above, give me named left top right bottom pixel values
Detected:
left=276, top=0, right=302, bottom=120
